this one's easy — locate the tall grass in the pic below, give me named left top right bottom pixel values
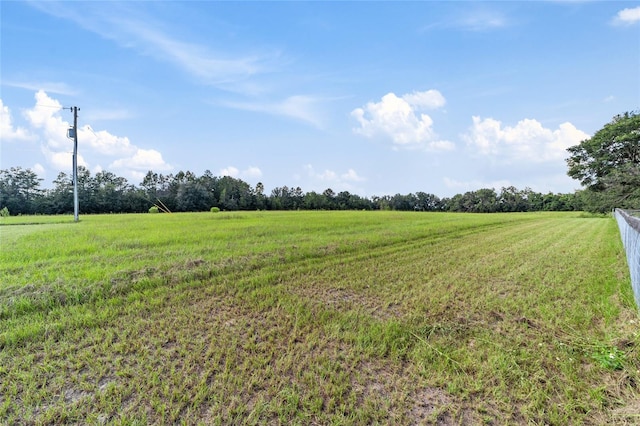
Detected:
left=0, top=211, right=638, bottom=424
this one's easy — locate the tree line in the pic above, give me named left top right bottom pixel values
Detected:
left=3, top=111, right=637, bottom=216
left=1, top=166, right=582, bottom=216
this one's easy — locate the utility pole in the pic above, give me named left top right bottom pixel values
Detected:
left=66, top=106, right=80, bottom=222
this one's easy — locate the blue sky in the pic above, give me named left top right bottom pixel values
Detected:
left=1, top=1, right=639, bottom=197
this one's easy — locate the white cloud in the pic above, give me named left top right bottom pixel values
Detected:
left=351, top=90, right=454, bottom=151
left=402, top=90, right=446, bottom=109
left=444, top=177, right=511, bottom=192
left=0, top=99, right=32, bottom=141
left=33, top=163, right=45, bottom=176
left=304, top=165, right=336, bottom=181
left=219, top=166, right=263, bottom=180
left=612, top=6, right=640, bottom=26
left=16, top=91, right=172, bottom=181
left=81, top=125, right=136, bottom=156
left=463, top=116, right=589, bottom=162
left=244, top=166, right=263, bottom=179
left=110, top=148, right=172, bottom=171
left=341, top=169, right=365, bottom=182
left=219, top=166, right=240, bottom=177
left=302, top=164, right=366, bottom=191
left=24, top=91, right=69, bottom=151
left=42, top=146, right=88, bottom=171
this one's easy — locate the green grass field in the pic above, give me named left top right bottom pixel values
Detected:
left=1, top=211, right=638, bottom=425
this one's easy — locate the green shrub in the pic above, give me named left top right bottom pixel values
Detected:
left=0, top=207, right=9, bottom=217
left=148, top=206, right=160, bottom=214
left=210, top=207, right=220, bottom=213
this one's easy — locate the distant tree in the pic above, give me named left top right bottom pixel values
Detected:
left=567, top=111, right=640, bottom=211
left=451, top=188, right=498, bottom=213
left=91, top=170, right=132, bottom=213
left=176, top=181, right=210, bottom=211
left=372, top=195, right=392, bottom=211
left=322, top=188, right=336, bottom=210
left=270, top=186, right=291, bottom=210
left=525, top=189, right=545, bottom=211
left=499, top=186, right=528, bottom=212
left=254, top=182, right=267, bottom=210
left=214, top=176, right=253, bottom=210
left=389, top=193, right=416, bottom=211
left=303, top=191, right=327, bottom=210
left=47, top=172, right=74, bottom=214
left=0, top=167, right=44, bottom=215
left=140, top=171, right=161, bottom=200
left=335, top=191, right=352, bottom=210
left=415, top=192, right=442, bottom=211
left=347, top=192, right=373, bottom=210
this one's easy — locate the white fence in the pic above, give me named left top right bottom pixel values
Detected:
left=614, top=209, right=640, bottom=309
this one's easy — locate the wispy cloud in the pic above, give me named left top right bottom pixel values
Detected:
left=420, top=7, right=510, bottom=32
left=456, top=10, right=508, bottom=31
left=220, top=95, right=326, bottom=128
left=83, top=109, right=134, bottom=122
left=27, top=1, right=282, bottom=89
left=2, top=80, right=77, bottom=96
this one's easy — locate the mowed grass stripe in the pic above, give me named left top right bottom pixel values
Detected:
left=0, top=212, right=638, bottom=425
left=0, top=212, right=525, bottom=322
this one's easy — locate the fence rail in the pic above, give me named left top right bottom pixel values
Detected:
left=614, top=209, right=640, bottom=309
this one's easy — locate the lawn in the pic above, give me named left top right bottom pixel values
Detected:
left=0, top=211, right=638, bottom=425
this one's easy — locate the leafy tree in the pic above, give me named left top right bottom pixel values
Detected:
left=415, top=192, right=442, bottom=211
left=270, top=186, right=292, bottom=210
left=499, top=186, right=528, bottom=212
left=449, top=188, right=498, bottom=213
left=303, top=191, right=327, bottom=210
left=90, top=170, right=132, bottom=213
left=176, top=181, right=210, bottom=211
left=0, top=167, right=44, bottom=214
left=335, top=191, right=353, bottom=210
left=567, top=111, right=640, bottom=211
left=389, top=193, right=416, bottom=211
left=322, top=188, right=336, bottom=210
left=47, top=172, right=73, bottom=214
left=213, top=176, right=253, bottom=210
left=577, top=164, right=640, bottom=213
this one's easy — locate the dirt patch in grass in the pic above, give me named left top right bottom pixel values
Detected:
left=292, top=284, right=404, bottom=320
left=611, top=399, right=640, bottom=424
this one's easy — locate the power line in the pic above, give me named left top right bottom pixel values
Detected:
left=34, top=104, right=64, bottom=109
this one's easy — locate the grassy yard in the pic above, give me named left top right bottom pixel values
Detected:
left=0, top=211, right=638, bottom=425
